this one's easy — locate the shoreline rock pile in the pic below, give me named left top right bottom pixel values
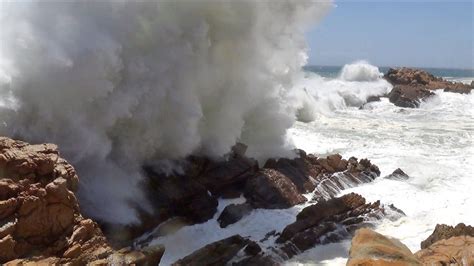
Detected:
left=382, top=67, right=473, bottom=108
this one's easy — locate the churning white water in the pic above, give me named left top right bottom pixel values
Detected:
left=288, top=70, right=474, bottom=264
left=148, top=63, right=473, bottom=265
left=0, top=0, right=332, bottom=224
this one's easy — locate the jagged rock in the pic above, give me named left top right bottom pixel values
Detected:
left=420, top=223, right=474, bottom=249
left=347, top=228, right=421, bottom=266
left=0, top=137, right=163, bottom=265
left=388, top=85, right=435, bottom=108
left=415, top=236, right=474, bottom=265
left=385, top=168, right=410, bottom=180
left=385, top=67, right=472, bottom=94
left=244, top=168, right=306, bottom=209
left=218, top=203, right=253, bottom=228
left=276, top=193, right=389, bottom=258
left=172, top=235, right=267, bottom=266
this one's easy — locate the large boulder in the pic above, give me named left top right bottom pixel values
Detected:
left=276, top=193, right=395, bottom=258
left=0, top=137, right=163, bottom=265
left=347, top=228, right=421, bottom=266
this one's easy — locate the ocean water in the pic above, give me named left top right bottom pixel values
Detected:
left=149, top=62, right=473, bottom=265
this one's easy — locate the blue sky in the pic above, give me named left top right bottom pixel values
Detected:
left=306, top=1, right=473, bottom=69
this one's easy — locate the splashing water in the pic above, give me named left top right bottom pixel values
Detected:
left=0, top=1, right=332, bottom=224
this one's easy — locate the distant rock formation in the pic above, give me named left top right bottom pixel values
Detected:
left=0, top=137, right=164, bottom=265
left=347, top=223, right=474, bottom=266
left=384, top=67, right=473, bottom=108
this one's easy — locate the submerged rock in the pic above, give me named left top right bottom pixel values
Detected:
left=347, top=228, right=421, bottom=266
left=385, top=168, right=410, bottom=180
left=0, top=137, right=164, bottom=265
left=276, top=193, right=392, bottom=258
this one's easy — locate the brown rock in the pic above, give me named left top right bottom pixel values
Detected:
left=415, top=236, right=474, bottom=265
left=347, top=228, right=421, bottom=266
left=0, top=136, right=164, bottom=265
left=384, top=67, right=472, bottom=95
left=420, top=223, right=474, bottom=249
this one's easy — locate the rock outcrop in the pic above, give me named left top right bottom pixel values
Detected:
left=420, top=223, right=474, bottom=249
left=0, top=137, right=163, bottom=265
left=385, top=67, right=473, bottom=94
left=415, top=235, right=474, bottom=265
left=347, top=228, right=421, bottom=266
left=276, top=193, right=397, bottom=258
left=384, top=67, right=473, bottom=108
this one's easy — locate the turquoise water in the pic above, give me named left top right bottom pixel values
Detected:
left=305, top=65, right=474, bottom=79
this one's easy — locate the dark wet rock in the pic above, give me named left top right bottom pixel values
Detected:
left=385, top=168, right=410, bottom=180
left=388, top=85, right=435, bottom=108
left=420, top=223, right=474, bottom=249
left=172, top=235, right=264, bottom=266
left=276, top=193, right=388, bottom=258
left=218, top=203, right=253, bottom=228
left=232, top=255, right=280, bottom=266
left=244, top=169, right=306, bottom=209
left=244, top=241, right=262, bottom=255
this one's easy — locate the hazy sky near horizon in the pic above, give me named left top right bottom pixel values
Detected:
left=306, top=1, right=473, bottom=69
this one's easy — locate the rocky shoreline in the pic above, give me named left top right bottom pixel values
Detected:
left=1, top=130, right=472, bottom=265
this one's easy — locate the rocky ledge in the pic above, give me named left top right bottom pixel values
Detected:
left=110, top=148, right=382, bottom=246
left=383, top=67, right=473, bottom=108
left=0, top=137, right=164, bottom=265
left=347, top=223, right=474, bottom=265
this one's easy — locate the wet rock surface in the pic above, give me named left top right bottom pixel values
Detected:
left=276, top=193, right=392, bottom=258
left=0, top=137, right=164, bottom=265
